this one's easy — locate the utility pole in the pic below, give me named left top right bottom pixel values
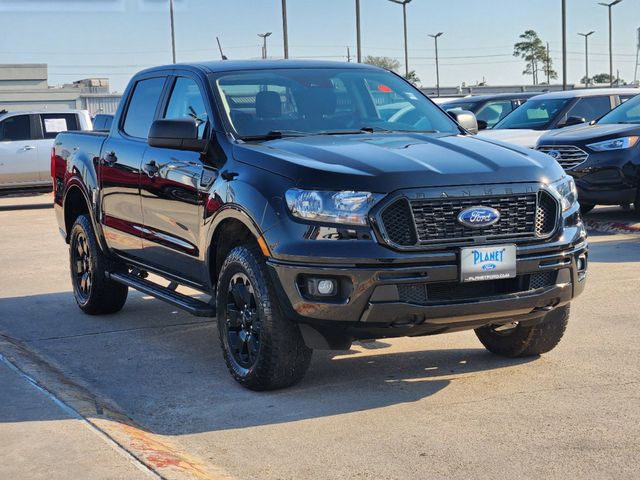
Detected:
left=599, top=0, right=623, bottom=87
left=347, top=46, right=352, bottom=63
left=281, top=0, right=289, bottom=59
left=429, top=32, right=443, bottom=97
left=216, top=37, right=228, bottom=60
left=355, top=0, right=362, bottom=63
left=561, top=0, right=567, bottom=90
left=546, top=42, right=551, bottom=85
left=258, top=32, right=272, bottom=59
left=389, top=0, right=413, bottom=78
left=634, top=27, right=640, bottom=84
left=578, top=31, right=595, bottom=86
left=169, top=0, right=176, bottom=64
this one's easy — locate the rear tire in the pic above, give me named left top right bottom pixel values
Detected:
left=216, top=245, right=312, bottom=390
left=580, top=203, right=595, bottom=215
left=475, top=304, right=570, bottom=357
left=69, top=215, right=128, bottom=315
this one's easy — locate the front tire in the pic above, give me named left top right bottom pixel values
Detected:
left=216, top=245, right=312, bottom=390
left=475, top=304, right=570, bottom=357
left=69, top=215, right=128, bottom=315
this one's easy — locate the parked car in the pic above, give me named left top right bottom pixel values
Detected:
left=52, top=60, right=587, bottom=390
left=92, top=113, right=114, bottom=131
left=479, top=88, right=639, bottom=148
left=536, top=93, right=640, bottom=214
left=441, top=92, right=541, bottom=130
left=0, top=109, right=91, bottom=194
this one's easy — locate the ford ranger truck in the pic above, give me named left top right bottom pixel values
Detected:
left=52, top=61, right=588, bottom=390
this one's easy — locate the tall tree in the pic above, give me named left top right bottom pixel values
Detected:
left=404, top=70, right=421, bottom=85
left=513, top=30, right=548, bottom=85
left=363, top=56, right=401, bottom=72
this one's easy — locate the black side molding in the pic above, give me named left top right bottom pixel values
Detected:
left=109, top=272, right=216, bottom=317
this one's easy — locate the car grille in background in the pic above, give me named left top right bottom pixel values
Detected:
left=379, top=191, right=557, bottom=248
left=536, top=145, right=589, bottom=170
left=397, top=271, right=558, bottom=305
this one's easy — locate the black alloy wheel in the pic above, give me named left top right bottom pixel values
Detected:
left=71, top=230, right=93, bottom=303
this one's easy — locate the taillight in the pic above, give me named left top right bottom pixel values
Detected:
left=51, top=147, right=56, bottom=191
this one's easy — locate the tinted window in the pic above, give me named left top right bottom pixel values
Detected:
left=40, top=113, right=79, bottom=139
left=475, top=100, right=513, bottom=128
left=0, top=115, right=31, bottom=141
left=164, top=77, right=208, bottom=139
left=599, top=94, right=640, bottom=124
left=214, top=68, right=459, bottom=138
left=123, top=77, right=165, bottom=139
left=562, top=96, right=612, bottom=124
left=93, top=114, right=113, bottom=131
left=494, top=98, right=571, bottom=130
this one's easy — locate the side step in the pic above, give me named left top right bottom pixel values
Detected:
left=109, top=272, right=216, bottom=317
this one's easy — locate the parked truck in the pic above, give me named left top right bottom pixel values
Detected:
left=52, top=60, right=588, bottom=390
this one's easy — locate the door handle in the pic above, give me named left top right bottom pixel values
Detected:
left=22, top=145, right=36, bottom=151
left=143, top=160, right=160, bottom=178
left=102, top=151, right=117, bottom=166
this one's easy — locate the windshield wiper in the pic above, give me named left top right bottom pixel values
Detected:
left=239, top=130, right=310, bottom=141
left=359, top=126, right=439, bottom=134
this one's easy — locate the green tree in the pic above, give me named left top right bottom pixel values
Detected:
left=404, top=70, right=421, bottom=85
left=588, top=73, right=624, bottom=85
left=513, top=30, right=549, bottom=85
left=363, top=56, right=401, bottom=72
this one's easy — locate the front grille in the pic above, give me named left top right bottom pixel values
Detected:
left=536, top=145, right=589, bottom=170
left=397, top=271, right=558, bottom=305
left=379, top=191, right=558, bottom=248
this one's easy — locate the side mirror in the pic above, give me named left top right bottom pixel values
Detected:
left=448, top=109, right=478, bottom=134
left=148, top=119, right=207, bottom=152
left=477, top=119, right=489, bottom=131
left=562, top=116, right=587, bottom=128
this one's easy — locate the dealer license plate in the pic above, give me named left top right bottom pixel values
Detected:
left=460, top=244, right=516, bottom=283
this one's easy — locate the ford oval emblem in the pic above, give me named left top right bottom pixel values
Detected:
left=458, top=206, right=501, bottom=228
left=547, top=150, right=561, bottom=159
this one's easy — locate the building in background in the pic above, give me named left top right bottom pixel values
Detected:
left=0, top=64, right=122, bottom=116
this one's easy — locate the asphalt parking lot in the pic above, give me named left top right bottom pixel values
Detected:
left=1, top=193, right=639, bottom=480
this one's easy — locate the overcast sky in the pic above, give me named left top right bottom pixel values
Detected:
left=0, top=0, right=638, bottom=92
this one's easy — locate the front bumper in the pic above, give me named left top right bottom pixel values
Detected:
left=267, top=226, right=588, bottom=340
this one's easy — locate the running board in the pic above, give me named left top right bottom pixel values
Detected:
left=109, top=272, right=216, bottom=317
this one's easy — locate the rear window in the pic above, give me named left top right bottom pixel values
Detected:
left=0, top=114, right=31, bottom=141
left=123, top=77, right=165, bottom=139
left=40, top=113, right=79, bottom=139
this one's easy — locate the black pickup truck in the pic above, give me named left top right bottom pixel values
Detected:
left=52, top=60, right=588, bottom=390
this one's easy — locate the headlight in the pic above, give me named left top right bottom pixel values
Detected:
left=549, top=176, right=578, bottom=212
left=285, top=189, right=383, bottom=226
left=587, top=136, right=639, bottom=151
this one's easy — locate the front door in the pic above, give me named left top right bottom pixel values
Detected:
left=99, top=75, right=167, bottom=259
left=138, top=75, right=212, bottom=284
left=0, top=114, right=40, bottom=188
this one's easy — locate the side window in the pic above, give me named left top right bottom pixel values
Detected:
left=0, top=115, right=32, bottom=142
left=163, top=77, right=208, bottom=139
left=565, top=96, right=612, bottom=122
left=620, top=95, right=637, bottom=104
left=475, top=101, right=513, bottom=128
left=40, top=113, right=79, bottom=139
left=123, top=77, right=165, bottom=139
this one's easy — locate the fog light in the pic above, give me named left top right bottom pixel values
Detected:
left=577, top=254, right=587, bottom=271
left=306, top=277, right=338, bottom=297
left=317, top=279, right=335, bottom=295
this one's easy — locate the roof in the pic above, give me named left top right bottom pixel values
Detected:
left=442, top=92, right=542, bottom=104
left=138, top=59, right=382, bottom=76
left=531, top=87, right=639, bottom=100
left=0, top=108, right=88, bottom=119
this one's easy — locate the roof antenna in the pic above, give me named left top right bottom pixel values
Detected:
left=216, top=37, right=228, bottom=60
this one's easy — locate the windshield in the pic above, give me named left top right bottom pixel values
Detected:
left=444, top=101, right=477, bottom=112
left=493, top=98, right=571, bottom=130
left=212, top=68, right=460, bottom=139
left=598, top=94, right=640, bottom=125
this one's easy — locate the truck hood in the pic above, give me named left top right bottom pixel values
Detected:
left=233, top=133, right=564, bottom=192
left=477, top=128, right=543, bottom=149
left=538, top=123, right=640, bottom=145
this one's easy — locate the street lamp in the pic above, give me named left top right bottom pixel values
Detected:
left=258, top=32, right=272, bottom=60
left=578, top=31, right=595, bottom=86
left=388, top=0, right=413, bottom=78
left=599, top=0, right=623, bottom=87
left=355, top=0, right=362, bottom=63
left=429, top=32, right=443, bottom=97
left=169, top=0, right=176, bottom=63
left=281, top=0, right=289, bottom=59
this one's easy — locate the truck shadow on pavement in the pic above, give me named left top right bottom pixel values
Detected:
left=586, top=234, right=640, bottom=263
left=0, top=290, right=535, bottom=435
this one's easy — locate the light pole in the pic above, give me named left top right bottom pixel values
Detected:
left=258, top=32, right=272, bottom=59
left=388, top=0, right=413, bottom=78
left=169, top=0, right=176, bottom=64
left=429, top=32, right=443, bottom=96
left=355, top=0, right=362, bottom=63
left=281, top=0, right=289, bottom=59
left=561, top=0, right=567, bottom=90
left=578, top=31, right=595, bottom=86
left=599, top=0, right=623, bottom=87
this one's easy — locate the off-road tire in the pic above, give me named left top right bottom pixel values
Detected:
left=69, top=215, right=128, bottom=315
left=216, top=245, right=312, bottom=390
left=580, top=203, right=595, bottom=215
left=475, top=304, right=570, bottom=357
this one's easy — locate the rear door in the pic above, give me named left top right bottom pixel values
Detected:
left=35, top=112, right=81, bottom=181
left=138, top=74, right=212, bottom=283
left=0, top=114, right=40, bottom=187
left=557, top=95, right=614, bottom=126
left=99, top=75, right=168, bottom=259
